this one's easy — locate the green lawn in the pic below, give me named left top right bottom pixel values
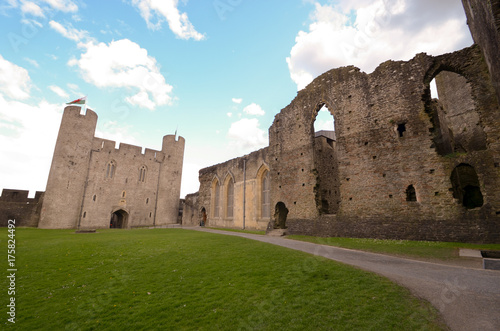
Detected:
left=287, top=235, right=500, bottom=260
left=2, top=228, right=446, bottom=330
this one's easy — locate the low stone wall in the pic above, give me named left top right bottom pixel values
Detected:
left=286, top=214, right=500, bottom=243
left=0, top=189, right=44, bottom=227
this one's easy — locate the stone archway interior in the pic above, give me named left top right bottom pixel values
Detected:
left=110, top=210, right=128, bottom=228
left=274, top=202, right=288, bottom=229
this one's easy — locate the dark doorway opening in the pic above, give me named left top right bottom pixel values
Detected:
left=450, top=164, right=484, bottom=209
left=110, top=209, right=128, bottom=228
left=273, top=202, right=288, bottom=229
left=200, top=207, right=207, bottom=227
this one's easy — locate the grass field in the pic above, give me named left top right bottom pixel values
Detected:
left=286, top=235, right=500, bottom=261
left=2, top=228, right=446, bottom=330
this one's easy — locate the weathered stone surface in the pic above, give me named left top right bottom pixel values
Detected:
left=0, top=189, right=43, bottom=227
left=197, top=148, right=270, bottom=230
left=37, top=106, right=184, bottom=229
left=192, top=4, right=500, bottom=243
left=182, top=192, right=200, bottom=226
left=462, top=0, right=500, bottom=103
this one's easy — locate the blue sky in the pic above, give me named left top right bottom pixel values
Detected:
left=0, top=0, right=473, bottom=198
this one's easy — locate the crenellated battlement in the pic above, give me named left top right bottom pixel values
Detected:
left=0, top=189, right=44, bottom=227
left=92, top=137, right=164, bottom=161
left=63, top=106, right=98, bottom=121
left=0, top=189, right=44, bottom=203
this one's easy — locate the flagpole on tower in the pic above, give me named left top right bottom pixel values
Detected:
left=66, top=96, right=87, bottom=114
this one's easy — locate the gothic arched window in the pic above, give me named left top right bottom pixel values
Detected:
left=106, top=161, right=116, bottom=178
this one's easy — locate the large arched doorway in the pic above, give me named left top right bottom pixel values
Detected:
left=312, top=103, right=339, bottom=214
left=425, top=70, right=487, bottom=156
left=110, top=209, right=128, bottom=228
left=200, top=207, right=207, bottom=226
left=273, top=202, right=288, bottom=229
left=450, top=164, right=484, bottom=209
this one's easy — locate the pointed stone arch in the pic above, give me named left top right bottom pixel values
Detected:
left=138, top=165, right=147, bottom=183
left=200, top=207, right=207, bottom=226
left=256, top=164, right=271, bottom=219
left=222, top=172, right=235, bottom=218
left=211, top=176, right=221, bottom=218
left=423, top=64, right=487, bottom=155
left=106, top=160, right=117, bottom=179
left=273, top=202, right=288, bottom=229
left=311, top=102, right=339, bottom=214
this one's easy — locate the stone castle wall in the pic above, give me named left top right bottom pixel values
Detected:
left=462, top=0, right=500, bottom=102
left=269, top=45, right=500, bottom=242
left=38, top=106, right=184, bottom=229
left=0, top=189, right=44, bottom=227
left=197, top=148, right=270, bottom=230
left=194, top=45, right=500, bottom=242
left=182, top=192, right=199, bottom=226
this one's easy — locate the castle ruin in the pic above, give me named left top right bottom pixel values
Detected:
left=2, top=0, right=499, bottom=242
left=0, top=106, right=185, bottom=229
left=183, top=0, right=500, bottom=243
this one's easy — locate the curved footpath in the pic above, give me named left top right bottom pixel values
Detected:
left=186, top=227, right=500, bottom=331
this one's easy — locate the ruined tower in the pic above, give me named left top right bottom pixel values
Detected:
left=155, top=135, right=185, bottom=226
left=39, top=106, right=97, bottom=229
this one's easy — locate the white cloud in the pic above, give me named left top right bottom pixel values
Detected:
left=0, top=95, right=62, bottom=194
left=21, top=1, right=44, bottom=17
left=125, top=91, right=156, bottom=110
left=68, top=39, right=173, bottom=110
left=287, top=0, right=473, bottom=90
left=227, top=112, right=232, bottom=117
left=232, top=98, right=242, bottom=104
left=49, top=20, right=93, bottom=43
left=242, top=103, right=265, bottom=116
left=41, top=0, right=77, bottom=13
left=11, top=0, right=78, bottom=17
left=24, top=57, right=39, bottom=67
left=95, top=120, right=139, bottom=147
left=227, top=118, right=268, bottom=154
left=131, top=0, right=205, bottom=40
left=48, top=85, right=69, bottom=99
left=0, top=55, right=32, bottom=100
left=180, top=162, right=201, bottom=197
left=67, top=83, right=79, bottom=91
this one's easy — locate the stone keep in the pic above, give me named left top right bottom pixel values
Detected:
left=39, top=106, right=184, bottom=229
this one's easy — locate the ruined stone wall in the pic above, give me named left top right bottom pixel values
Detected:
left=313, top=135, right=339, bottom=214
left=462, top=0, right=500, bottom=102
left=0, top=189, right=43, bottom=227
left=198, top=148, right=269, bottom=230
left=182, top=192, right=199, bottom=226
left=270, top=45, right=500, bottom=242
left=435, top=71, right=487, bottom=153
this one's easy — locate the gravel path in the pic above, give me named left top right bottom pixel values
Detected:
left=186, top=227, right=500, bottom=331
